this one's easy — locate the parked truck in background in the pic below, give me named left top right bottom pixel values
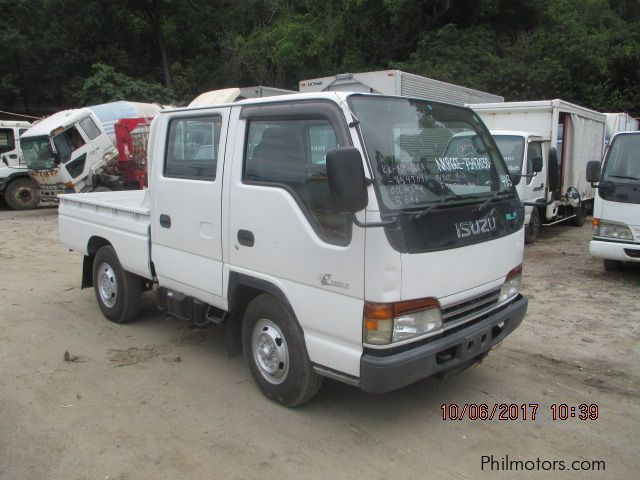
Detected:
left=604, top=113, right=639, bottom=146
left=471, top=100, right=607, bottom=229
left=299, top=70, right=504, bottom=105
left=20, top=101, right=163, bottom=200
left=0, top=120, right=40, bottom=210
left=586, top=131, right=640, bottom=270
left=58, top=92, right=528, bottom=406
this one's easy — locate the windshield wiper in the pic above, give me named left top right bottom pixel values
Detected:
left=410, top=194, right=480, bottom=221
left=608, top=174, right=640, bottom=181
left=473, top=190, right=514, bottom=213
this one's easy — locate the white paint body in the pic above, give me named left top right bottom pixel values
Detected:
left=59, top=92, right=524, bottom=380
left=0, top=120, right=34, bottom=203
left=471, top=100, right=607, bottom=222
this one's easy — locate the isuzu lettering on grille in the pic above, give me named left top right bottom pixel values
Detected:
left=455, top=217, right=498, bottom=238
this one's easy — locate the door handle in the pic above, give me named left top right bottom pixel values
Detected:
left=8, top=154, right=17, bottom=159
left=237, top=229, right=254, bottom=247
left=159, top=214, right=171, bottom=228
left=533, top=183, right=545, bottom=192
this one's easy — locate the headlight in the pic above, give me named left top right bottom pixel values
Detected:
left=499, top=264, right=522, bottom=303
left=364, top=298, right=442, bottom=345
left=592, top=218, right=633, bottom=241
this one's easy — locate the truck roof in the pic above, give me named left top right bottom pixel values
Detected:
left=21, top=108, right=91, bottom=139
left=469, top=99, right=606, bottom=123
left=489, top=129, right=548, bottom=140
left=0, top=120, right=32, bottom=128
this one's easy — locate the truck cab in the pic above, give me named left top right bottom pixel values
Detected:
left=59, top=92, right=528, bottom=406
left=587, top=131, right=640, bottom=270
left=0, top=120, right=39, bottom=210
left=490, top=130, right=549, bottom=243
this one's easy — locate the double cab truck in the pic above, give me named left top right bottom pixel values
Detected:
left=59, top=92, right=528, bottom=406
left=586, top=131, right=640, bottom=270
left=0, top=120, right=39, bottom=210
left=471, top=100, right=607, bottom=229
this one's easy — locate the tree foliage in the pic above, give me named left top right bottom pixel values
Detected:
left=0, top=0, right=638, bottom=115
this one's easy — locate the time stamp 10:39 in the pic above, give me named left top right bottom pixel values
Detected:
left=441, top=403, right=600, bottom=421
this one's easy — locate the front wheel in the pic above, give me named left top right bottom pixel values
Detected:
left=525, top=208, right=540, bottom=244
left=570, top=203, right=586, bottom=226
left=242, top=294, right=322, bottom=407
left=5, top=178, right=39, bottom=210
left=92, top=246, right=142, bottom=323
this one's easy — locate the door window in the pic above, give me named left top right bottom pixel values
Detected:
left=165, top=115, right=221, bottom=180
left=79, top=116, right=102, bottom=140
left=0, top=129, right=15, bottom=154
left=526, top=141, right=543, bottom=186
left=53, top=126, right=86, bottom=163
left=244, top=118, right=350, bottom=244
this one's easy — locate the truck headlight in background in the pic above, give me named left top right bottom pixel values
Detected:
left=364, top=298, right=442, bottom=345
left=499, top=264, right=522, bottom=304
left=592, top=218, right=633, bottom=241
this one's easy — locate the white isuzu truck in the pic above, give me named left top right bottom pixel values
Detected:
left=586, top=131, right=640, bottom=270
left=472, top=100, right=607, bottom=232
left=59, top=92, right=528, bottom=406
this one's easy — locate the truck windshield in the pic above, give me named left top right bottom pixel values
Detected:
left=21, top=137, right=56, bottom=170
left=602, top=133, right=640, bottom=184
left=492, top=135, right=525, bottom=177
left=349, top=96, right=513, bottom=212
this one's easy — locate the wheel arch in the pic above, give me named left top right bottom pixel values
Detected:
left=81, top=236, right=113, bottom=289
left=225, top=272, right=295, bottom=357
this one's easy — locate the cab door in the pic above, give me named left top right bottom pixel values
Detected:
left=524, top=138, right=547, bottom=204
left=151, top=107, right=230, bottom=307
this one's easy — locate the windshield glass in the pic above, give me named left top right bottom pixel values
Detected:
left=22, top=136, right=56, bottom=170
left=602, top=133, right=640, bottom=183
left=349, top=96, right=513, bottom=211
left=492, top=135, right=525, bottom=177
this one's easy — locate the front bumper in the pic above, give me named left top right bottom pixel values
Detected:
left=590, top=239, right=640, bottom=262
left=360, top=295, right=528, bottom=393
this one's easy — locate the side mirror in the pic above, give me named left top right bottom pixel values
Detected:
left=547, top=147, right=560, bottom=192
left=586, top=161, right=601, bottom=184
left=530, top=156, right=543, bottom=173
left=326, top=147, right=368, bottom=213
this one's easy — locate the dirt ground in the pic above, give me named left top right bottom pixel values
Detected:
left=1, top=203, right=638, bottom=480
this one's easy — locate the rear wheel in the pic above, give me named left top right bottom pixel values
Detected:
left=524, top=208, right=540, bottom=244
left=92, top=245, right=142, bottom=323
left=5, top=178, right=39, bottom=210
left=242, top=294, right=322, bottom=407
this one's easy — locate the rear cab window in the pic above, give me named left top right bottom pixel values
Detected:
left=164, top=115, right=222, bottom=180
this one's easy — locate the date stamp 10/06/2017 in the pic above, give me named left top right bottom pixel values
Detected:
left=441, top=403, right=599, bottom=421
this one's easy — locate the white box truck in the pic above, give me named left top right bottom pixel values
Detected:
left=58, top=92, right=528, bottom=406
left=0, top=120, right=39, bottom=210
left=586, top=131, right=640, bottom=270
left=604, top=113, right=639, bottom=145
left=471, top=100, right=607, bottom=230
left=299, top=70, right=504, bottom=105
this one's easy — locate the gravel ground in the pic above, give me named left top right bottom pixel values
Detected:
left=1, top=204, right=638, bottom=480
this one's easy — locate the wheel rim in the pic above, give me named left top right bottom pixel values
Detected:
left=252, top=319, right=289, bottom=385
left=97, top=262, right=117, bottom=308
left=15, top=186, right=34, bottom=205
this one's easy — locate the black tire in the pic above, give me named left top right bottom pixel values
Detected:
left=570, top=203, right=586, bottom=226
left=524, top=208, right=540, bottom=244
left=603, top=259, right=623, bottom=272
left=242, top=294, right=323, bottom=407
left=92, top=246, right=142, bottom=323
left=4, top=178, right=39, bottom=210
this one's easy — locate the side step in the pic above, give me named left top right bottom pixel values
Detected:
left=157, top=287, right=228, bottom=329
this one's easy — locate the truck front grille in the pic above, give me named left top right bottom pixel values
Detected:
left=442, top=288, right=501, bottom=330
